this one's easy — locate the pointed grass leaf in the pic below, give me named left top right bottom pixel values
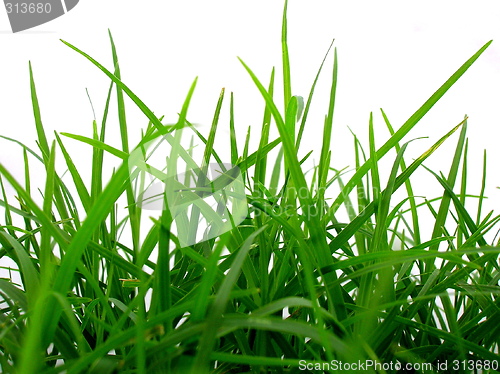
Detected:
left=324, top=40, right=492, bottom=223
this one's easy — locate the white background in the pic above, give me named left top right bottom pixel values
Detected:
left=1, top=1, right=500, bottom=234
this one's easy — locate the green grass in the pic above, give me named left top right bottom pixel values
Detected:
left=1, top=2, right=500, bottom=373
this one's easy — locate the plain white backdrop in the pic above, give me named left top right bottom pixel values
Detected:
left=1, top=1, right=500, bottom=228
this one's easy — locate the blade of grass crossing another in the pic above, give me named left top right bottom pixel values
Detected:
left=18, top=141, right=60, bottom=374
left=187, top=88, right=224, bottom=249
left=29, top=64, right=71, bottom=226
left=323, top=41, right=492, bottom=225
left=425, top=120, right=468, bottom=278
left=55, top=132, right=91, bottom=212
left=380, top=108, right=422, bottom=246
left=254, top=68, right=275, bottom=193
left=41, top=162, right=131, bottom=349
left=40, top=141, right=57, bottom=278
left=60, top=39, right=171, bottom=136
left=0, top=232, right=39, bottom=304
left=108, top=31, right=141, bottom=258
left=238, top=58, right=347, bottom=327
left=355, top=115, right=382, bottom=326
left=329, top=121, right=464, bottom=253
left=296, top=40, right=335, bottom=149
left=253, top=69, right=276, bottom=335
left=424, top=166, right=487, bottom=248
left=191, top=226, right=266, bottom=373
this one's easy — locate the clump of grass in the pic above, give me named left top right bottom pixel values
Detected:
left=1, top=1, right=499, bottom=373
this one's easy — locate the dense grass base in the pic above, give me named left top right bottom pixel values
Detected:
left=1, top=2, right=499, bottom=373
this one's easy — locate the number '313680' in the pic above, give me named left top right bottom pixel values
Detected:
left=5, top=3, right=52, bottom=14
left=452, top=359, right=499, bottom=371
